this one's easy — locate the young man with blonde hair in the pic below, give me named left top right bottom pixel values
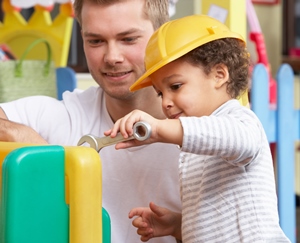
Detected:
left=0, top=0, right=182, bottom=242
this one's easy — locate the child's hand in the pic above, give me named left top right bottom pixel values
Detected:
left=104, top=109, right=159, bottom=149
left=128, top=202, right=182, bottom=242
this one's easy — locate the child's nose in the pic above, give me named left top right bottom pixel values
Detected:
left=162, top=96, right=173, bottom=110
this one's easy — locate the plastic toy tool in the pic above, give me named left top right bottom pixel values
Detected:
left=78, top=121, right=152, bottom=152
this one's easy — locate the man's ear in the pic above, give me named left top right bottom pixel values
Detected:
left=213, top=64, right=229, bottom=89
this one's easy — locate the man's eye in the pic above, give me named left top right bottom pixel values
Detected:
left=171, top=84, right=182, bottom=90
left=87, top=39, right=103, bottom=45
left=123, top=37, right=138, bottom=43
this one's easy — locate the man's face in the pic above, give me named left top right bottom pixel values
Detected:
left=81, top=0, right=154, bottom=100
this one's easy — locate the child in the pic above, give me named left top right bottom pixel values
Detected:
left=105, top=15, right=290, bottom=242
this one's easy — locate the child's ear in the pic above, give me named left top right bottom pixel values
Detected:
left=213, top=64, right=229, bottom=89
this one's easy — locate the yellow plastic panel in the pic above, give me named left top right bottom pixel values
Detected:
left=0, top=141, right=34, bottom=160
left=64, top=147, right=103, bottom=243
left=0, top=1, right=74, bottom=67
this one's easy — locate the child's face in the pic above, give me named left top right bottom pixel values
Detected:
left=150, top=59, right=231, bottom=119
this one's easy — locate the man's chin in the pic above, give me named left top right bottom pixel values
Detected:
left=105, top=88, right=135, bottom=101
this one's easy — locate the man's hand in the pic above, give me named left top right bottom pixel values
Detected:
left=0, top=108, right=48, bottom=144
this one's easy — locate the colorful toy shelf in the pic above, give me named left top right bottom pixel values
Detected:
left=0, top=142, right=111, bottom=243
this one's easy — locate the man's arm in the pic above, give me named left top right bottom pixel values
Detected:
left=0, top=107, right=48, bottom=144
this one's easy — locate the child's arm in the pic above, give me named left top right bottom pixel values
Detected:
left=128, top=202, right=182, bottom=241
left=105, top=109, right=183, bottom=149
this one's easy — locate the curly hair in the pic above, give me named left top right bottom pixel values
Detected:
left=182, top=38, right=250, bottom=99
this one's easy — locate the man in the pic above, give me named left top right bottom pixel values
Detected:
left=0, top=0, right=181, bottom=242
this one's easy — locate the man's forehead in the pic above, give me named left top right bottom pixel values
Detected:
left=81, top=0, right=151, bottom=31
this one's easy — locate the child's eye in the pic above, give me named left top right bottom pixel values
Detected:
left=157, top=91, right=163, bottom=98
left=170, top=83, right=182, bottom=90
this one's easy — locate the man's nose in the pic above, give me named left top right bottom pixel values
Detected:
left=104, top=43, right=124, bottom=65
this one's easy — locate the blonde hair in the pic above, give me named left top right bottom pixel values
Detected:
left=73, top=0, right=169, bottom=30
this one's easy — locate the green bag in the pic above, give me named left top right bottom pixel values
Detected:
left=0, top=39, right=57, bottom=103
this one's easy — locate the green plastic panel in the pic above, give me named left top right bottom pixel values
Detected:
left=1, top=146, right=69, bottom=243
left=102, top=207, right=111, bottom=243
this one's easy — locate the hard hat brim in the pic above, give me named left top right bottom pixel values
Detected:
left=130, top=15, right=245, bottom=92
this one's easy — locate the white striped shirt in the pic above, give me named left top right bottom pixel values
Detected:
left=178, top=99, right=290, bottom=243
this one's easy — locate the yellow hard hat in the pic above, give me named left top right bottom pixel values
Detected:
left=130, top=14, right=245, bottom=92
